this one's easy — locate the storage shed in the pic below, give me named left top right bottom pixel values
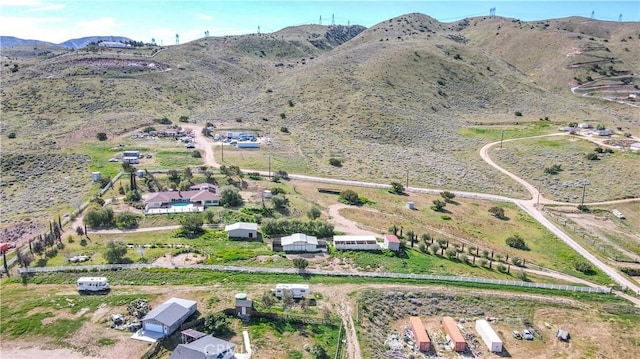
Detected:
left=225, top=222, right=258, bottom=239
left=442, top=317, right=466, bottom=352
left=280, top=233, right=327, bottom=253
left=234, top=293, right=253, bottom=319
left=475, top=319, right=503, bottom=353
left=409, top=316, right=431, bottom=351
left=383, top=234, right=401, bottom=252
left=333, top=235, right=380, bottom=251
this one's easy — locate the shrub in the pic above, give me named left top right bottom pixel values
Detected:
left=577, top=204, right=590, bottom=212
left=543, top=164, right=563, bottom=175
left=96, top=132, right=108, bottom=141
left=488, top=206, right=506, bottom=219
left=192, top=151, right=201, bottom=158
left=292, top=258, right=308, bottom=269
left=440, top=215, right=451, bottom=220
left=329, top=158, right=343, bottom=167
left=505, top=234, right=528, bottom=250
left=339, top=190, right=360, bottom=205
left=154, top=117, right=172, bottom=125
left=280, top=126, right=289, bottom=133
left=586, top=153, right=600, bottom=160
left=307, top=206, right=322, bottom=220
left=270, top=187, right=286, bottom=195
left=574, top=261, right=595, bottom=274
left=431, top=199, right=446, bottom=212
left=115, top=212, right=141, bottom=229
left=389, top=182, right=405, bottom=195
left=7, top=132, right=16, bottom=139
left=594, top=147, right=604, bottom=153
left=178, top=115, right=189, bottom=123
left=514, top=111, right=523, bottom=117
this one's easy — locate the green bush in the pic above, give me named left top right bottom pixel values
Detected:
left=505, top=234, right=529, bottom=250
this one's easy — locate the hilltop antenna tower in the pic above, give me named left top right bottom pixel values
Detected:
left=175, top=34, right=179, bottom=45
left=591, top=10, right=595, bottom=19
left=258, top=25, right=261, bottom=34
left=319, top=15, right=322, bottom=25
left=204, top=30, right=210, bottom=38
left=619, top=14, right=622, bottom=21
left=332, top=13, right=335, bottom=26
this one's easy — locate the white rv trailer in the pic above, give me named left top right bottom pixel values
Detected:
left=274, top=283, right=310, bottom=298
left=77, top=277, right=110, bottom=292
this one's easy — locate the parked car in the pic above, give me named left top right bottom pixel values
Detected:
left=108, top=158, right=118, bottom=162
left=513, top=330, right=522, bottom=339
left=185, top=143, right=195, bottom=149
left=146, top=154, right=152, bottom=158
left=522, top=329, right=533, bottom=340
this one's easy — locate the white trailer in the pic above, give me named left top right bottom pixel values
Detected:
left=475, top=319, right=503, bottom=353
left=274, top=283, right=310, bottom=298
left=77, top=277, right=110, bottom=292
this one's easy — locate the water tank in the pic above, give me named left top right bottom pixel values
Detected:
left=136, top=169, right=145, bottom=178
left=235, top=293, right=247, bottom=301
left=92, top=172, right=101, bottom=182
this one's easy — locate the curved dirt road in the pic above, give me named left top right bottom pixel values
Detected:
left=479, top=134, right=640, bottom=295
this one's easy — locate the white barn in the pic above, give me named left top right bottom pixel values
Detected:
left=383, top=234, right=401, bottom=252
left=281, top=233, right=326, bottom=253
left=333, top=235, right=380, bottom=251
left=475, top=319, right=503, bottom=353
left=225, top=222, right=258, bottom=239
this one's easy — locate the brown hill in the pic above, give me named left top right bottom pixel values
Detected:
left=1, top=13, right=638, bottom=239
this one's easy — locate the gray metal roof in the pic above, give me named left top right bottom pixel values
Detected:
left=142, top=302, right=191, bottom=327
left=170, top=336, right=235, bottom=359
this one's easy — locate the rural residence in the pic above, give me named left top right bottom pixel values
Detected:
left=138, top=297, right=197, bottom=338
left=144, top=183, right=220, bottom=214
left=272, top=233, right=327, bottom=253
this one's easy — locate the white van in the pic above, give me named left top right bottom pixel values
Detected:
left=77, top=277, right=110, bottom=293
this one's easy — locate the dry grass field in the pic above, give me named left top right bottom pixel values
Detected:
left=489, top=136, right=640, bottom=202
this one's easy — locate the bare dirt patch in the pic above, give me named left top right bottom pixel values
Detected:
left=152, top=252, right=203, bottom=266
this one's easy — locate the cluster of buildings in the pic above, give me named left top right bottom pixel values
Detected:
left=408, top=316, right=495, bottom=354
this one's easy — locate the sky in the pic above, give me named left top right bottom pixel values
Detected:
left=1, top=0, right=638, bottom=45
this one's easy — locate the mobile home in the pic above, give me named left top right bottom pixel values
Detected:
left=77, top=277, right=110, bottom=292
left=274, top=284, right=310, bottom=298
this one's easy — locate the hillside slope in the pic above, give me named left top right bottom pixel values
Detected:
left=1, top=14, right=638, bottom=241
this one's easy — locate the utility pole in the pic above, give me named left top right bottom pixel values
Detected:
left=406, top=169, right=409, bottom=189
left=581, top=183, right=587, bottom=206
left=500, top=130, right=504, bottom=149
left=221, top=141, right=224, bottom=162
left=537, top=181, right=542, bottom=205
left=268, top=154, right=272, bottom=178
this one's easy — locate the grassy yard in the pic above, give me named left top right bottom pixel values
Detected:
left=460, top=121, right=559, bottom=141
left=0, top=286, right=154, bottom=340
left=489, top=136, right=640, bottom=202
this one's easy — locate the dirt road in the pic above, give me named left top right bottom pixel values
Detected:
left=185, top=125, right=220, bottom=168
left=328, top=204, right=379, bottom=236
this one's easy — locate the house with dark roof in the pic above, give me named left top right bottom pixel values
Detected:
left=170, top=335, right=236, bottom=359
left=145, top=183, right=220, bottom=214
left=141, top=297, right=197, bottom=337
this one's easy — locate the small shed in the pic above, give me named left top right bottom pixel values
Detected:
left=409, top=316, right=431, bottom=351
left=225, top=222, right=258, bottom=239
left=442, top=317, right=466, bottom=352
left=234, top=293, right=253, bottom=318
left=263, top=190, right=272, bottom=199
left=91, top=172, right=101, bottom=182
left=383, top=234, right=401, bottom=252
left=556, top=329, right=570, bottom=341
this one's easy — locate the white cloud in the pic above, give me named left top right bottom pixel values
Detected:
left=1, top=0, right=44, bottom=6
left=28, top=4, right=65, bottom=12
left=197, top=14, right=213, bottom=21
